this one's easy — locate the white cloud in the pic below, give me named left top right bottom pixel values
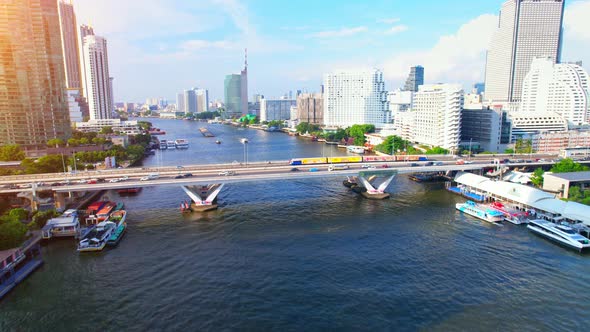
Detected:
left=309, top=26, right=368, bottom=38
left=378, top=18, right=401, bottom=24
left=382, top=14, right=498, bottom=87
left=384, top=25, right=408, bottom=35
left=562, top=0, right=590, bottom=68
left=180, top=40, right=238, bottom=51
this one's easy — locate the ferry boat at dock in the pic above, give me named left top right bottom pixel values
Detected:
left=166, top=140, right=176, bottom=149
left=41, top=209, right=80, bottom=240
left=117, top=187, right=141, bottom=195
left=346, top=146, right=366, bottom=154
left=488, top=202, right=529, bottom=225
left=106, top=210, right=127, bottom=247
left=527, top=219, right=590, bottom=253
left=0, top=235, right=43, bottom=300
left=77, top=221, right=116, bottom=252
left=96, top=202, right=116, bottom=222
left=175, top=139, right=189, bottom=149
left=456, top=200, right=504, bottom=224
left=159, top=139, right=167, bottom=150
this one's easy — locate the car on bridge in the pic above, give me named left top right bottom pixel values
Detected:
left=183, top=173, right=193, bottom=178
left=218, top=171, right=236, bottom=176
left=140, top=173, right=160, bottom=181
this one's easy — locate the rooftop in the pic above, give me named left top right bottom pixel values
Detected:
left=544, top=171, right=590, bottom=182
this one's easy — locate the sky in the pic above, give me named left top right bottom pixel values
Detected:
left=73, top=0, right=590, bottom=103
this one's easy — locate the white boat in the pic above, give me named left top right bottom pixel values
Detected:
left=77, top=221, right=116, bottom=252
left=166, top=140, right=176, bottom=149
left=346, top=146, right=365, bottom=154
left=41, top=209, right=80, bottom=239
left=527, top=219, right=590, bottom=253
left=488, top=202, right=529, bottom=225
left=456, top=200, right=504, bottom=224
left=175, top=139, right=189, bottom=149
left=159, top=140, right=167, bottom=150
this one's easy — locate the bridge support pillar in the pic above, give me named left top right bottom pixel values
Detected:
left=356, top=173, right=396, bottom=200
left=54, top=192, right=67, bottom=212
left=180, top=184, right=224, bottom=212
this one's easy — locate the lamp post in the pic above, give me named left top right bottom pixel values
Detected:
left=241, top=138, right=249, bottom=167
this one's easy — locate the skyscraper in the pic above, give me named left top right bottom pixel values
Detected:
left=323, top=70, right=389, bottom=128
left=224, top=50, right=248, bottom=117
left=57, top=0, right=81, bottom=90
left=196, top=89, right=209, bottom=113
left=484, top=0, right=565, bottom=104
left=240, top=49, right=248, bottom=116
left=521, top=57, right=590, bottom=126
left=0, top=0, right=71, bottom=151
left=184, top=89, right=197, bottom=113
left=81, top=35, right=113, bottom=120
left=403, top=66, right=424, bottom=92
left=176, top=92, right=185, bottom=113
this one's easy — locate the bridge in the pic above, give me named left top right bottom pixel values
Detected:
left=0, top=157, right=562, bottom=212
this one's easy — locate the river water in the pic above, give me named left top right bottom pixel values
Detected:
left=1, top=118, right=589, bottom=331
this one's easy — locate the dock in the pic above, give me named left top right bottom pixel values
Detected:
left=199, top=127, right=215, bottom=137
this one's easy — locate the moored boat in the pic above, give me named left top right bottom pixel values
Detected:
left=167, top=140, right=176, bottom=149
left=488, top=202, right=529, bottom=225
left=106, top=210, right=127, bottom=246
left=527, top=219, right=590, bottom=253
left=175, top=139, right=189, bottom=149
left=77, top=221, right=116, bottom=252
left=346, top=146, right=366, bottom=154
left=117, top=187, right=141, bottom=195
left=456, top=200, right=504, bottom=224
left=159, top=139, right=167, bottom=150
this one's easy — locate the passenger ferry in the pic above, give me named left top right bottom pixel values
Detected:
left=106, top=210, right=127, bottom=246
left=166, top=140, right=176, bottom=149
left=456, top=200, right=504, bottom=224
left=77, top=221, right=116, bottom=252
left=159, top=139, right=167, bottom=150
left=527, top=219, right=590, bottom=253
left=96, top=202, right=116, bottom=222
left=41, top=209, right=80, bottom=240
left=488, top=202, right=529, bottom=225
left=346, top=146, right=365, bottom=154
left=175, top=139, right=189, bottom=149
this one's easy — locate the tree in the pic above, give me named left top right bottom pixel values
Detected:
left=100, top=126, right=114, bottom=134
left=79, top=137, right=90, bottom=145
left=8, top=208, right=28, bottom=222
left=426, top=147, right=449, bottom=155
left=531, top=168, right=545, bottom=187
left=515, top=138, right=533, bottom=154
left=348, top=124, right=375, bottom=146
left=137, top=121, right=152, bottom=131
left=375, top=135, right=415, bottom=155
left=296, top=122, right=320, bottom=134
left=67, top=138, right=80, bottom=147
left=0, top=144, right=26, bottom=161
left=125, top=144, right=145, bottom=161
left=550, top=158, right=590, bottom=173
left=504, top=148, right=514, bottom=154
left=0, top=219, right=27, bottom=250
left=47, top=138, right=65, bottom=147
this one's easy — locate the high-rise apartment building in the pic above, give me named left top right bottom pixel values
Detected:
left=184, top=89, right=197, bottom=113
left=176, top=92, right=185, bottom=113
left=81, top=35, right=113, bottom=120
left=521, top=57, right=590, bottom=126
left=196, top=89, right=209, bottom=113
left=0, top=0, right=71, bottom=151
left=484, top=0, right=564, bottom=104
left=412, top=84, right=463, bottom=151
left=403, top=66, right=424, bottom=92
left=58, top=0, right=81, bottom=89
left=296, top=93, right=324, bottom=125
left=323, top=70, right=389, bottom=128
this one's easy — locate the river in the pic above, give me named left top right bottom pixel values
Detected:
left=1, top=118, right=589, bottom=331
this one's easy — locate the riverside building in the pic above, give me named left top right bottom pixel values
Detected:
left=0, top=0, right=72, bottom=153
left=484, top=0, right=564, bottom=106
left=260, top=99, right=296, bottom=122
left=296, top=93, right=324, bottom=125
left=521, top=58, right=590, bottom=126
left=81, top=35, right=113, bottom=120
left=323, top=69, right=389, bottom=128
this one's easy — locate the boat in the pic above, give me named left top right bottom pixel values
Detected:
left=77, top=221, right=116, bottom=252
left=488, top=202, right=529, bottom=225
left=215, top=140, right=221, bottom=144
left=347, top=146, right=366, bottom=154
left=527, top=219, right=590, bottom=252
left=175, top=139, right=189, bottom=149
left=0, top=235, right=43, bottom=300
left=166, top=140, right=176, bottom=149
left=159, top=139, right=167, bottom=150
left=106, top=210, right=127, bottom=246
left=41, top=209, right=80, bottom=240
left=148, top=128, right=166, bottom=135
left=96, top=202, right=116, bottom=222
left=456, top=200, right=504, bottom=224
left=117, top=187, right=141, bottom=195
left=114, top=202, right=125, bottom=211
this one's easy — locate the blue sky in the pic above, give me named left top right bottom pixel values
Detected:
left=74, top=0, right=590, bottom=103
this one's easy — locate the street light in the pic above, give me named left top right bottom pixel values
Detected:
left=241, top=138, right=249, bottom=167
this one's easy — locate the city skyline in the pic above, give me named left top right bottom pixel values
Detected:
left=72, top=0, right=590, bottom=102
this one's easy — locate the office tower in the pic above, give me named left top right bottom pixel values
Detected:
left=196, top=89, right=209, bottom=113
left=224, top=51, right=248, bottom=117
left=296, top=93, right=324, bottom=125
left=81, top=35, right=113, bottom=120
left=403, top=66, right=424, bottom=92
left=57, top=0, right=81, bottom=89
left=323, top=70, right=389, bottom=128
left=176, top=92, right=185, bottom=112
left=521, top=57, right=590, bottom=126
left=412, top=84, right=463, bottom=150
left=0, top=0, right=71, bottom=151
left=184, top=89, right=197, bottom=113
left=484, top=0, right=565, bottom=104
left=260, top=98, right=296, bottom=122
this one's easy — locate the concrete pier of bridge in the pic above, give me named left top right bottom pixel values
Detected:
left=350, top=170, right=398, bottom=200
left=180, top=184, right=224, bottom=212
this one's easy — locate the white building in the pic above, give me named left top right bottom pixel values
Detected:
left=412, top=84, right=463, bottom=151
left=509, top=111, right=568, bottom=138
left=387, top=89, right=413, bottom=119
left=323, top=70, right=389, bottom=128
left=260, top=99, right=296, bottom=122
left=75, top=119, right=140, bottom=135
left=484, top=0, right=564, bottom=104
left=196, top=88, right=209, bottom=113
left=521, top=57, right=590, bottom=126
left=66, top=89, right=83, bottom=123
left=393, top=111, right=415, bottom=142
left=184, top=89, right=196, bottom=114
left=81, top=35, right=112, bottom=120
left=176, top=92, right=185, bottom=113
